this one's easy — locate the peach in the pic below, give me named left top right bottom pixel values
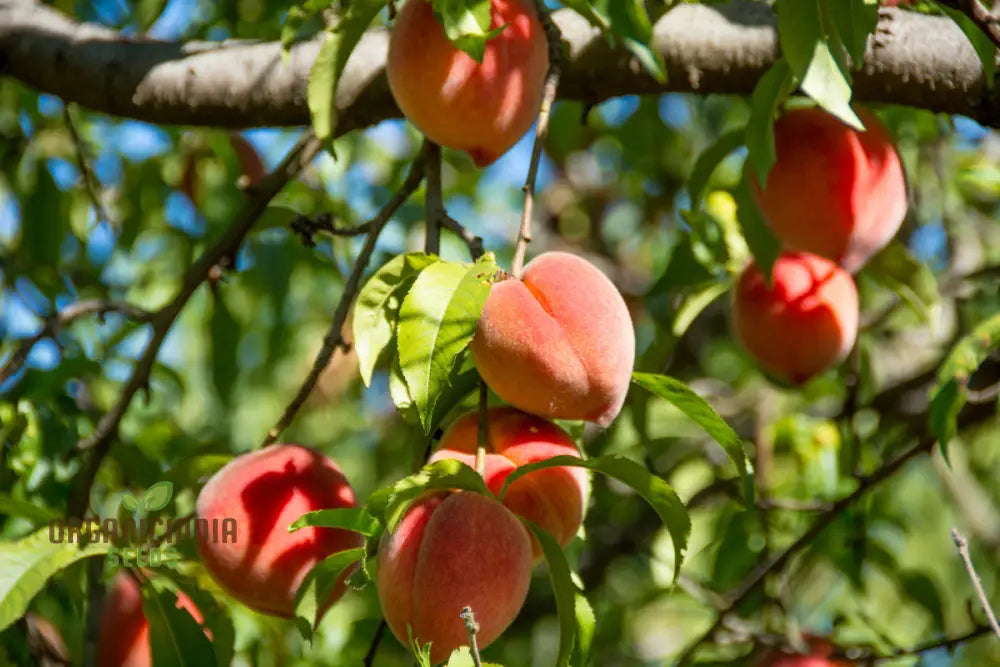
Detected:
left=429, top=407, right=587, bottom=558
left=195, top=444, right=362, bottom=618
left=752, top=107, right=907, bottom=273
left=471, top=252, right=635, bottom=425
left=757, top=637, right=853, bottom=666
left=387, top=0, right=549, bottom=167
left=96, top=573, right=205, bottom=667
left=731, top=252, right=859, bottom=385
left=376, top=491, right=532, bottom=664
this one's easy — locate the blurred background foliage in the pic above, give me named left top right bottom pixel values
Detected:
left=1, top=0, right=1000, bottom=665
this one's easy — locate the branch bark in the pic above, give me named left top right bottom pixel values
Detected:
left=2, top=1, right=998, bottom=129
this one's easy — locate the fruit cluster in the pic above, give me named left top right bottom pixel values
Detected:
left=95, top=2, right=638, bottom=664
left=733, top=107, right=908, bottom=385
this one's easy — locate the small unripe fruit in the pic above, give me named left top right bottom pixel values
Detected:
left=195, top=444, right=362, bottom=617
left=471, top=252, right=635, bottom=425
left=387, top=0, right=549, bottom=167
left=732, top=253, right=859, bottom=385
left=429, top=407, right=587, bottom=559
left=376, top=491, right=533, bottom=664
left=96, top=573, right=205, bottom=667
left=752, top=107, right=907, bottom=273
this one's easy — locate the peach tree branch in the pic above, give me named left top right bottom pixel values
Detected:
left=952, top=527, right=1000, bottom=638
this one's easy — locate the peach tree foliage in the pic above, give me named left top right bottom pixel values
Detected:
left=0, top=0, right=999, bottom=666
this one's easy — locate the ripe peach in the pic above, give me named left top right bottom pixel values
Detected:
left=752, top=107, right=907, bottom=273
left=429, top=407, right=587, bottom=558
left=731, top=253, right=859, bottom=385
left=376, top=491, right=532, bottom=664
left=471, top=252, right=635, bottom=425
left=757, top=637, right=853, bottom=666
left=195, top=444, right=362, bottom=618
left=387, top=0, right=549, bottom=167
left=95, top=573, right=205, bottom=667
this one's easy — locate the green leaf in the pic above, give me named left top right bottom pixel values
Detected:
left=929, top=312, right=1000, bottom=461
left=397, top=255, right=497, bottom=432
left=354, top=253, right=439, bottom=386
left=898, top=570, right=946, bottom=632
left=409, top=626, right=435, bottom=667
left=446, top=647, right=503, bottom=667
left=631, top=372, right=754, bottom=503
left=0, top=495, right=61, bottom=524
left=0, top=528, right=110, bottom=632
left=431, top=0, right=500, bottom=63
left=292, top=547, right=364, bottom=638
left=141, top=481, right=174, bottom=512
left=307, top=0, right=385, bottom=141
left=142, top=577, right=216, bottom=667
left=281, top=0, right=330, bottom=60
left=829, top=0, right=879, bottom=68
left=864, top=242, right=941, bottom=323
left=776, top=0, right=823, bottom=79
left=572, top=589, right=596, bottom=666
left=745, top=58, right=794, bottom=185
left=388, top=353, right=420, bottom=425
left=606, top=0, right=667, bottom=83
left=528, top=523, right=579, bottom=667
left=671, top=280, right=732, bottom=338
left=560, top=0, right=611, bottom=31
left=941, top=5, right=997, bottom=89
left=382, top=459, right=492, bottom=532
left=800, top=40, right=863, bottom=129
left=735, top=165, right=781, bottom=280
left=499, top=455, right=690, bottom=580
left=687, top=128, right=746, bottom=209
left=288, top=508, right=381, bottom=536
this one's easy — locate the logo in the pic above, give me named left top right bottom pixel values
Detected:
left=47, top=481, right=237, bottom=569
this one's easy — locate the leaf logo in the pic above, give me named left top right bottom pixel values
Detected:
left=120, top=481, right=174, bottom=516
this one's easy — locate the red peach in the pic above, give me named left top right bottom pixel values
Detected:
left=195, top=444, right=362, bottom=618
left=387, top=0, right=549, bottom=167
left=95, top=573, right=205, bottom=667
left=471, top=252, right=636, bottom=425
left=752, top=107, right=907, bottom=273
left=429, top=407, right=587, bottom=559
left=376, top=491, right=533, bottom=664
left=757, top=636, right=854, bottom=666
left=732, top=253, right=859, bottom=385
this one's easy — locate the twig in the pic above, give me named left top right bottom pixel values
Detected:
left=461, top=606, right=483, bottom=667
left=424, top=141, right=443, bottom=255
left=63, top=103, right=115, bottom=227
left=67, top=130, right=323, bottom=519
left=952, top=528, right=1000, bottom=639
left=289, top=213, right=373, bottom=247
left=511, top=0, right=562, bottom=278
left=475, top=380, right=489, bottom=477
left=262, top=143, right=429, bottom=446
left=1, top=299, right=152, bottom=385
left=362, top=619, right=387, bottom=667
left=442, top=214, right=484, bottom=260
left=937, top=0, right=1000, bottom=50
left=874, top=624, right=994, bottom=660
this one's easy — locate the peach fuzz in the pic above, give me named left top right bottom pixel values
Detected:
left=470, top=252, right=635, bottom=425
left=96, top=573, right=205, bottom=667
left=731, top=253, right=859, bottom=385
left=752, top=107, right=907, bottom=273
left=387, top=0, right=548, bottom=167
left=429, top=407, right=587, bottom=558
left=195, top=443, right=362, bottom=618
left=376, top=491, right=532, bottom=665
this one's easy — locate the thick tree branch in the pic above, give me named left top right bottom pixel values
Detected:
left=2, top=2, right=999, bottom=129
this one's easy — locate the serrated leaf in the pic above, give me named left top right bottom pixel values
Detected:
left=528, top=523, right=579, bottom=667
left=142, top=481, right=174, bottom=513
left=688, top=128, right=746, bottom=209
left=0, top=528, right=110, bottom=631
left=382, top=459, right=492, bottom=532
left=865, top=242, right=941, bottom=324
left=499, top=455, right=690, bottom=580
left=746, top=58, right=794, bottom=185
left=142, top=577, right=216, bottom=667
left=355, top=253, right=439, bottom=386
left=572, top=589, right=595, bottom=666
left=929, top=312, right=1000, bottom=462
left=293, top=547, right=364, bottom=638
left=632, top=372, right=754, bottom=503
left=308, top=0, right=385, bottom=141
left=735, top=165, right=781, bottom=280
left=288, top=508, right=381, bottom=536
left=397, top=255, right=496, bottom=432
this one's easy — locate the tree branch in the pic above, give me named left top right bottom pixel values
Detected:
left=66, top=129, right=323, bottom=519
left=424, top=142, right=443, bottom=256
left=952, top=528, right=1000, bottom=639
left=261, top=142, right=429, bottom=446
left=3, top=2, right=999, bottom=129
